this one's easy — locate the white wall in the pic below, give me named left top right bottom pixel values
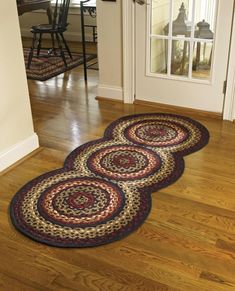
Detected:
left=0, top=0, right=39, bottom=172
left=96, top=0, right=123, bottom=100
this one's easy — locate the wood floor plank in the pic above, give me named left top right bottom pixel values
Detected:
left=200, top=271, right=235, bottom=289
left=166, top=216, right=235, bottom=245
left=155, top=193, right=235, bottom=234
left=0, top=272, right=41, bottom=291
left=0, top=235, right=172, bottom=291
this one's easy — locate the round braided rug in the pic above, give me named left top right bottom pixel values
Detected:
left=10, top=113, right=209, bottom=247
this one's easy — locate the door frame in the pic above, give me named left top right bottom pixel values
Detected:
left=122, top=0, right=235, bottom=120
left=122, top=0, right=135, bottom=104
left=223, top=3, right=235, bottom=120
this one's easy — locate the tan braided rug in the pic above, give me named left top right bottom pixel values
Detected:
left=10, top=113, right=209, bottom=247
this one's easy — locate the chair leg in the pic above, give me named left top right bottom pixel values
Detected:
left=50, top=33, right=56, bottom=55
left=37, top=33, right=42, bottom=56
left=55, top=33, right=67, bottom=67
left=27, top=32, right=37, bottom=69
left=60, top=33, right=72, bottom=59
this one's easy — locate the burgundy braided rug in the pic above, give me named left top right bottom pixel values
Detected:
left=24, top=48, right=96, bottom=81
left=10, top=113, right=209, bottom=247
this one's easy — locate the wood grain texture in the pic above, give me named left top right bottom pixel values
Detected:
left=0, top=39, right=235, bottom=290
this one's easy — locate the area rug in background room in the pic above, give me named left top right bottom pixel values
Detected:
left=23, top=48, right=96, bottom=81
left=10, top=113, right=209, bottom=247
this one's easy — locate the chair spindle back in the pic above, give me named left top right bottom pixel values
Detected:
left=52, top=0, right=70, bottom=29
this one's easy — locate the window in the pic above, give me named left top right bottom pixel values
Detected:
left=149, top=0, right=217, bottom=81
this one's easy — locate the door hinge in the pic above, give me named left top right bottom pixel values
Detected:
left=223, top=80, right=227, bottom=94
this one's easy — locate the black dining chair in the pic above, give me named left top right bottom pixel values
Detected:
left=27, top=0, right=72, bottom=69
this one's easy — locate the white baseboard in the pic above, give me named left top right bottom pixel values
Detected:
left=97, top=84, right=123, bottom=101
left=20, top=29, right=94, bottom=43
left=0, top=133, right=39, bottom=172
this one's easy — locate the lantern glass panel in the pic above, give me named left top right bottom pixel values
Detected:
left=192, top=41, right=213, bottom=80
left=171, top=40, right=189, bottom=77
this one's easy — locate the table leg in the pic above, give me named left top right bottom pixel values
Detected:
left=81, top=2, right=88, bottom=82
left=46, top=3, right=53, bottom=24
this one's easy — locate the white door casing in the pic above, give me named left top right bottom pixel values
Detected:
left=223, top=2, right=235, bottom=121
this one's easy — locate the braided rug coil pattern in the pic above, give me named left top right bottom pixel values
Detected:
left=10, top=113, right=209, bottom=247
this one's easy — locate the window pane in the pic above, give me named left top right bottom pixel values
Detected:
left=192, top=41, right=213, bottom=80
left=151, top=0, right=171, bottom=35
left=171, top=40, right=189, bottom=76
left=150, top=38, right=167, bottom=74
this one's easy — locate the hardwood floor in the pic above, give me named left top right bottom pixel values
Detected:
left=1, top=41, right=235, bottom=290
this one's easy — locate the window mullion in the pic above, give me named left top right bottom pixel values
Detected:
left=167, top=0, right=173, bottom=76
left=188, top=0, right=196, bottom=79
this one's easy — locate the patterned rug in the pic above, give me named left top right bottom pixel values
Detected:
left=10, top=113, right=209, bottom=247
left=23, top=48, right=96, bottom=81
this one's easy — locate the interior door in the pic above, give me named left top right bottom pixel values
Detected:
left=135, top=0, right=234, bottom=112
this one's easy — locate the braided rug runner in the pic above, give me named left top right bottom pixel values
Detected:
left=10, top=113, right=209, bottom=247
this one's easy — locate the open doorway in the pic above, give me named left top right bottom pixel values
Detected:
left=16, top=0, right=99, bottom=152
left=17, top=0, right=99, bottom=85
